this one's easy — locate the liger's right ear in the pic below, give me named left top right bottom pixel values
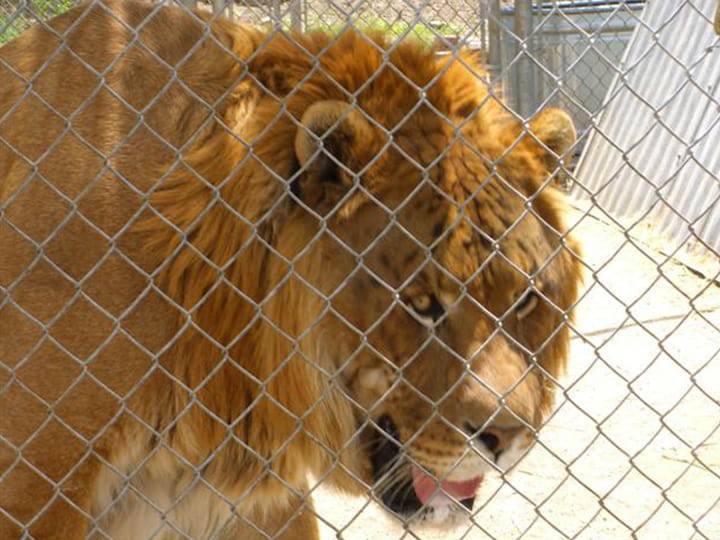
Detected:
left=293, top=100, right=374, bottom=215
left=528, top=108, right=577, bottom=173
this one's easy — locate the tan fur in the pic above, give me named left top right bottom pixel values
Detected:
left=0, top=1, right=582, bottom=537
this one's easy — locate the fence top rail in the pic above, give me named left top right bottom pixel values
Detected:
left=499, top=0, right=646, bottom=16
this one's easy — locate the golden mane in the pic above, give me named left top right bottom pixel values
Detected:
left=140, top=27, right=521, bottom=303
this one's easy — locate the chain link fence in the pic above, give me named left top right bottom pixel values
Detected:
left=1, top=0, right=719, bottom=538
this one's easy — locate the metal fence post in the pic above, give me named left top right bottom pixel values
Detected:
left=212, top=0, right=226, bottom=17
left=289, top=0, right=303, bottom=30
left=514, top=0, right=535, bottom=118
left=486, top=0, right=502, bottom=74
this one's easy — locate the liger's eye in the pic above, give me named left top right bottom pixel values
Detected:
left=408, top=294, right=444, bottom=322
left=515, top=291, right=539, bottom=320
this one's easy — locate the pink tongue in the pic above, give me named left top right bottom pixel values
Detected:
left=412, top=467, right=482, bottom=505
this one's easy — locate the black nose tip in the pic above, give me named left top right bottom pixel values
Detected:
left=378, top=415, right=397, bottom=439
left=464, top=423, right=501, bottom=454
left=478, top=432, right=500, bottom=453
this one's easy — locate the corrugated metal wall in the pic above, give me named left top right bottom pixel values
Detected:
left=574, top=0, right=720, bottom=258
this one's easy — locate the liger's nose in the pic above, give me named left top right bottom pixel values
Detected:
left=478, top=432, right=500, bottom=453
left=464, top=424, right=525, bottom=459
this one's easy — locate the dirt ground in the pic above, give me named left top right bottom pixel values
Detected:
left=310, top=203, right=720, bottom=539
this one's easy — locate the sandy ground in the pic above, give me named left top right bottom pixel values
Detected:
left=227, top=0, right=482, bottom=32
left=310, top=204, right=720, bottom=539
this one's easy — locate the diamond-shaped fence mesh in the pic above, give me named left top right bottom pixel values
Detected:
left=1, top=0, right=719, bottom=538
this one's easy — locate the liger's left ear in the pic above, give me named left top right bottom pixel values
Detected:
left=293, top=100, right=374, bottom=215
left=527, top=108, right=577, bottom=173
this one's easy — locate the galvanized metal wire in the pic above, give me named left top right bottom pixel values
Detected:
left=1, top=0, right=719, bottom=538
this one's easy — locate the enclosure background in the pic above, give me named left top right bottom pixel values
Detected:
left=1, top=1, right=719, bottom=538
